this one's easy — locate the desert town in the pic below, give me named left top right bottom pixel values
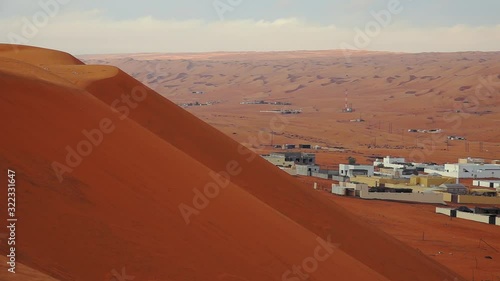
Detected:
left=0, top=42, right=496, bottom=281
left=2, top=25, right=500, bottom=281
left=261, top=150, right=500, bottom=225
left=1, top=0, right=500, bottom=280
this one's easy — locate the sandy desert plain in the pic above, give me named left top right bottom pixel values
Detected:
left=0, top=44, right=499, bottom=281
left=81, top=50, right=500, bottom=165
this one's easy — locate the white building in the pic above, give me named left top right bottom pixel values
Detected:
left=374, top=156, right=441, bottom=171
left=459, top=158, right=485, bottom=164
left=473, top=180, right=500, bottom=189
left=412, top=163, right=442, bottom=171
left=339, top=164, right=374, bottom=178
left=374, top=156, right=407, bottom=169
left=296, top=165, right=320, bottom=176
left=425, top=162, right=500, bottom=179
left=377, top=167, right=416, bottom=179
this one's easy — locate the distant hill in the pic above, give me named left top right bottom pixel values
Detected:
left=80, top=50, right=500, bottom=163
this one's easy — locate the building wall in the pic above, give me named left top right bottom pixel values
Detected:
left=351, top=176, right=380, bottom=186
left=279, top=167, right=296, bottom=176
left=383, top=163, right=406, bottom=169
left=263, top=153, right=316, bottom=167
left=413, top=163, right=442, bottom=170
left=332, top=185, right=348, bottom=196
left=413, top=177, right=455, bottom=187
left=332, top=175, right=348, bottom=182
left=436, top=207, right=453, bottom=216
left=296, top=165, right=320, bottom=176
left=458, top=158, right=485, bottom=164
left=457, top=195, right=500, bottom=205
left=436, top=208, right=498, bottom=225
left=379, top=168, right=400, bottom=177
left=262, top=156, right=293, bottom=167
left=336, top=182, right=368, bottom=190
left=456, top=212, right=493, bottom=224
left=409, top=177, right=420, bottom=185
left=383, top=157, right=405, bottom=164
left=352, top=176, right=407, bottom=187
left=426, top=163, right=500, bottom=178
left=339, top=164, right=374, bottom=178
left=442, top=192, right=452, bottom=202
left=312, top=172, right=329, bottom=179
left=474, top=180, right=500, bottom=188
left=442, top=186, right=468, bottom=195
left=375, top=156, right=407, bottom=169
left=359, top=186, right=444, bottom=204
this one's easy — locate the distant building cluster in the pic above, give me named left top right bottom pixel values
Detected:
left=261, top=152, right=343, bottom=180
left=424, top=157, right=500, bottom=179
left=260, top=109, right=302, bottom=114
left=404, top=130, right=483, bottom=143
left=240, top=100, right=292, bottom=105
left=177, top=101, right=220, bottom=108
left=447, top=135, right=467, bottom=141
left=261, top=152, right=316, bottom=168
left=271, top=143, right=344, bottom=152
left=407, top=129, right=442, bottom=134
left=260, top=152, right=500, bottom=209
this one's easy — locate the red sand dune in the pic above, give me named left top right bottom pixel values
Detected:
left=0, top=45, right=466, bottom=281
left=0, top=256, right=60, bottom=281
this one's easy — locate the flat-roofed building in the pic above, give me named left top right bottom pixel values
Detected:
left=425, top=162, right=500, bottom=179
left=296, top=164, right=320, bottom=176
left=340, top=164, right=374, bottom=178
left=439, top=183, right=468, bottom=195
left=473, top=180, right=500, bottom=189
left=261, top=152, right=316, bottom=168
left=410, top=175, right=455, bottom=187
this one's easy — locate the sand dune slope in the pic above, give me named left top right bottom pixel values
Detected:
left=0, top=256, right=60, bottom=281
left=0, top=45, right=83, bottom=66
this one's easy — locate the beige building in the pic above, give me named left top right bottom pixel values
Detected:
left=351, top=175, right=408, bottom=187
left=410, top=175, right=455, bottom=187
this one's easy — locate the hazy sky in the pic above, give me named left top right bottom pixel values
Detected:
left=0, top=0, right=499, bottom=54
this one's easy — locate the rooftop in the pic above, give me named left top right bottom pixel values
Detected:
left=270, top=152, right=315, bottom=157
